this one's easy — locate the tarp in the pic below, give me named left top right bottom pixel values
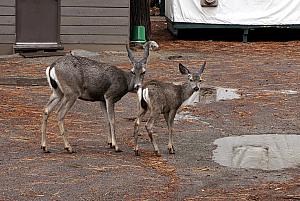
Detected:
left=165, top=0, right=300, bottom=25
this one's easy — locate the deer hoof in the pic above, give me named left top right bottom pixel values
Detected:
left=168, top=147, right=175, bottom=154
left=154, top=151, right=161, bottom=157
left=65, top=147, right=75, bottom=153
left=115, top=148, right=123, bottom=153
left=114, top=145, right=122, bottom=152
left=41, top=146, right=50, bottom=153
left=135, top=150, right=140, bottom=156
left=109, top=143, right=116, bottom=149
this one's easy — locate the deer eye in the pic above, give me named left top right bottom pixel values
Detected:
left=141, top=71, right=146, bottom=75
left=131, top=71, right=136, bottom=75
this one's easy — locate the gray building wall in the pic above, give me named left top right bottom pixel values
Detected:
left=0, top=0, right=15, bottom=55
left=0, top=0, right=130, bottom=55
left=60, top=0, right=130, bottom=51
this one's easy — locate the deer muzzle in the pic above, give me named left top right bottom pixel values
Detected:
left=134, top=84, right=141, bottom=91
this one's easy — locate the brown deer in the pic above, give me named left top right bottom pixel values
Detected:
left=133, top=61, right=206, bottom=156
left=41, top=44, right=150, bottom=153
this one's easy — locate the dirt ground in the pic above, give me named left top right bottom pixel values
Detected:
left=0, top=19, right=299, bottom=200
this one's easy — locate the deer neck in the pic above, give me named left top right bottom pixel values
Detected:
left=125, top=71, right=135, bottom=92
left=181, top=82, right=196, bottom=102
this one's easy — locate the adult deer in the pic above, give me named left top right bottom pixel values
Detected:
left=134, top=61, right=206, bottom=156
left=41, top=44, right=150, bottom=153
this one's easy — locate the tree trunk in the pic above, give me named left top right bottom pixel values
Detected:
left=130, top=0, right=151, bottom=41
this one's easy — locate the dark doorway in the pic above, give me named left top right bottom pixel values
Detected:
left=15, top=0, right=62, bottom=51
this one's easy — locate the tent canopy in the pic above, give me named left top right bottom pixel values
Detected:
left=166, top=0, right=300, bottom=25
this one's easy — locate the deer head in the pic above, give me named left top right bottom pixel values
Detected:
left=126, top=43, right=150, bottom=91
left=179, top=61, right=206, bottom=92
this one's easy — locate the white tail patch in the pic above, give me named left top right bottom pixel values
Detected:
left=46, top=66, right=62, bottom=91
left=142, top=88, right=151, bottom=105
left=45, top=66, right=52, bottom=89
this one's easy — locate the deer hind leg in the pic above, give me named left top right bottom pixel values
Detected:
left=164, top=110, right=176, bottom=154
left=57, top=95, right=77, bottom=153
left=133, top=106, right=147, bottom=156
left=41, top=91, right=62, bottom=153
left=145, top=111, right=161, bottom=156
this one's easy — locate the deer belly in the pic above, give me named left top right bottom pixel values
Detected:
left=79, top=88, right=106, bottom=101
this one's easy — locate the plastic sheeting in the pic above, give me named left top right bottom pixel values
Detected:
left=165, top=0, right=300, bottom=25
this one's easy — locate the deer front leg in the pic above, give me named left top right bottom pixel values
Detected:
left=57, top=95, right=77, bottom=153
left=105, top=98, right=121, bottom=152
left=145, top=112, right=161, bottom=156
left=41, top=92, right=62, bottom=153
left=100, top=101, right=113, bottom=148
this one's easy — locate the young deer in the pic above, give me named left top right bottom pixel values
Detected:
left=41, top=44, right=150, bottom=153
left=134, top=61, right=206, bottom=156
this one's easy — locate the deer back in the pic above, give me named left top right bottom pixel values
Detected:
left=51, top=55, right=131, bottom=102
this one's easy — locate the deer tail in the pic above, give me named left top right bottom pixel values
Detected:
left=46, top=65, right=58, bottom=90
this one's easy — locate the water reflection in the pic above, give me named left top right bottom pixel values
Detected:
left=213, top=134, right=300, bottom=170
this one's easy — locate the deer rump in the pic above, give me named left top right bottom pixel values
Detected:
left=138, top=80, right=182, bottom=113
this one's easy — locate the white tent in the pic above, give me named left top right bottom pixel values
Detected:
left=165, top=0, right=300, bottom=41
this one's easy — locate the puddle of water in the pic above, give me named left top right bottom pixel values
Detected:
left=216, top=88, right=241, bottom=101
left=213, top=134, right=300, bottom=170
left=71, top=49, right=100, bottom=57
left=261, top=90, right=298, bottom=95
left=183, top=86, right=241, bottom=106
left=174, top=112, right=201, bottom=121
left=183, top=91, right=200, bottom=105
left=174, top=111, right=212, bottom=125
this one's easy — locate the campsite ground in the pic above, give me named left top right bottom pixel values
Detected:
left=0, top=18, right=299, bottom=200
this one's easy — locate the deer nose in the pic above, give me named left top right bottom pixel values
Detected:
left=194, top=86, right=199, bottom=91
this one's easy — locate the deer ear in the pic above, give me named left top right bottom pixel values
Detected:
left=126, top=44, right=136, bottom=64
left=140, top=42, right=150, bottom=64
left=179, top=63, right=190, bottom=75
left=198, top=61, right=206, bottom=75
